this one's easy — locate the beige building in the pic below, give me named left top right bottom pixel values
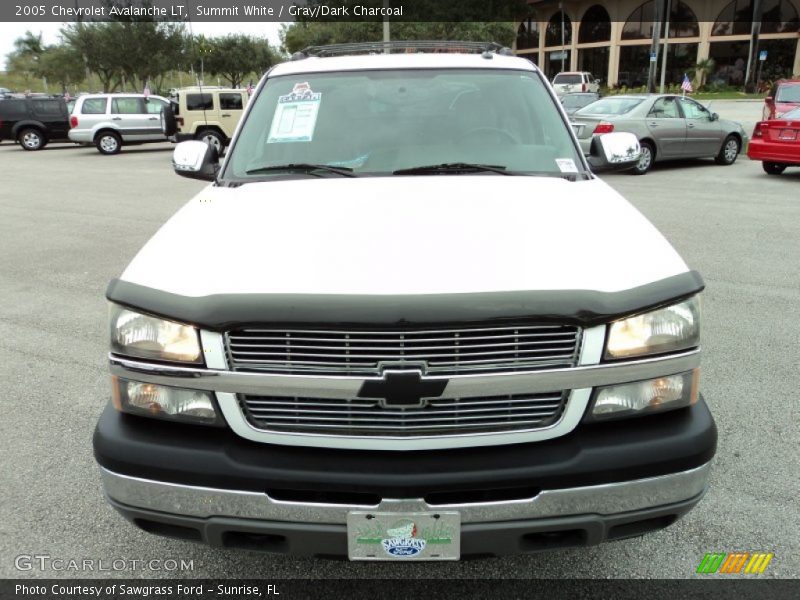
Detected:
left=515, top=0, right=800, bottom=87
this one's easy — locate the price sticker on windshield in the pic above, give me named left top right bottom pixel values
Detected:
left=267, top=82, right=322, bottom=143
left=556, top=158, right=578, bottom=173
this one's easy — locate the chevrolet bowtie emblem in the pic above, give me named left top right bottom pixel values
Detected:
left=357, top=370, right=447, bottom=409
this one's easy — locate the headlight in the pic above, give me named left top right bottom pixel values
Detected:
left=110, top=304, right=202, bottom=363
left=605, top=296, right=700, bottom=360
left=112, top=376, right=222, bottom=426
left=588, top=370, right=699, bottom=421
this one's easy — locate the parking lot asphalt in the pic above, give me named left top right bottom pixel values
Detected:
left=1, top=119, right=798, bottom=579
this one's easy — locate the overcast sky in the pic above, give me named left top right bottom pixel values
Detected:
left=0, top=21, right=285, bottom=70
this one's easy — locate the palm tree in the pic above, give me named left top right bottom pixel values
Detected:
left=692, top=58, right=716, bottom=90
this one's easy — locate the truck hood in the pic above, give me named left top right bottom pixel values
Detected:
left=120, top=176, right=688, bottom=297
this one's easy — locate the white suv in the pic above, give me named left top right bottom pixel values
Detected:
left=68, top=93, right=170, bottom=154
left=95, top=42, right=714, bottom=561
left=552, top=72, right=600, bottom=96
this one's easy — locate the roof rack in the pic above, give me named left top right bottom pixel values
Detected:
left=291, top=41, right=514, bottom=60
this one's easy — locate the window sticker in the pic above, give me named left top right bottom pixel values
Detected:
left=555, top=158, right=578, bottom=173
left=267, top=82, right=322, bottom=143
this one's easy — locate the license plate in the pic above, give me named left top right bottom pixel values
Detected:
left=347, top=511, right=461, bottom=561
left=779, top=129, right=797, bottom=140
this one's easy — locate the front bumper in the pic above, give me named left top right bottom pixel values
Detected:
left=94, top=399, right=715, bottom=556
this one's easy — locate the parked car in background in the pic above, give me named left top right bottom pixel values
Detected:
left=763, top=79, right=800, bottom=120
left=571, top=94, right=747, bottom=175
left=161, top=87, right=249, bottom=153
left=0, top=87, right=12, bottom=99
left=0, top=96, right=71, bottom=150
left=748, top=106, right=800, bottom=175
left=68, top=93, right=170, bottom=154
left=560, top=92, right=601, bottom=116
left=552, top=72, right=600, bottom=96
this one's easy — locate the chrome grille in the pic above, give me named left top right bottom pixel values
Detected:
left=239, top=392, right=567, bottom=437
left=226, top=323, right=581, bottom=376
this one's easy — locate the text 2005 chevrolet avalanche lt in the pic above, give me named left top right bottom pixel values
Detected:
left=94, top=43, right=715, bottom=561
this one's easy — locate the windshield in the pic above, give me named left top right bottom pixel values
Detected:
left=782, top=107, right=800, bottom=119
left=224, top=69, right=585, bottom=181
left=554, top=74, right=582, bottom=84
left=576, top=97, right=643, bottom=116
left=776, top=84, right=800, bottom=103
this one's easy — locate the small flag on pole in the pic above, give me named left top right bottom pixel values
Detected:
left=246, top=81, right=254, bottom=95
left=143, top=83, right=151, bottom=99
left=681, top=73, right=693, bottom=94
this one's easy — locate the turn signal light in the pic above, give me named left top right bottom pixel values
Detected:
left=593, top=121, right=614, bottom=134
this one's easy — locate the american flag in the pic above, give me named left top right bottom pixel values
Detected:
left=681, top=73, right=693, bottom=94
left=143, top=83, right=151, bottom=99
left=246, top=81, right=254, bottom=95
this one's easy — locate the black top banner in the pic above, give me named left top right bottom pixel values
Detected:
left=3, top=0, right=532, bottom=22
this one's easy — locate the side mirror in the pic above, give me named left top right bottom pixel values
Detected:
left=588, top=132, right=641, bottom=172
left=710, top=112, right=719, bottom=122
left=173, top=140, right=219, bottom=181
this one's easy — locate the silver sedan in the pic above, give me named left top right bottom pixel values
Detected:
left=571, top=94, right=748, bottom=175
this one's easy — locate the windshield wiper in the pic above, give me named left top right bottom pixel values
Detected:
left=245, top=163, right=357, bottom=177
left=392, top=162, right=512, bottom=176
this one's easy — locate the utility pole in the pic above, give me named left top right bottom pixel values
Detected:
left=647, top=0, right=664, bottom=93
left=560, top=2, right=566, bottom=73
left=383, top=0, right=390, bottom=52
left=744, top=0, right=763, bottom=93
left=659, top=0, right=672, bottom=93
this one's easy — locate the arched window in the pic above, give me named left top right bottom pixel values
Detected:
left=622, top=1, right=700, bottom=40
left=713, top=0, right=799, bottom=36
left=545, top=11, right=572, bottom=47
left=517, top=16, right=539, bottom=50
left=579, top=5, right=611, bottom=43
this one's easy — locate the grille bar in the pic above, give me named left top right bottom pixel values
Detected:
left=240, top=392, right=567, bottom=437
left=226, top=322, right=581, bottom=377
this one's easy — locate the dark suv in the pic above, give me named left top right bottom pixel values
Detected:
left=0, top=96, right=71, bottom=150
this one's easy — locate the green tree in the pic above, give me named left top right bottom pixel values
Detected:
left=61, top=1, right=186, bottom=92
left=692, top=58, right=716, bottom=90
left=37, top=44, right=86, bottom=91
left=200, top=35, right=276, bottom=88
left=5, top=31, right=45, bottom=87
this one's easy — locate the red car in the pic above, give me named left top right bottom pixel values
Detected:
left=763, top=80, right=800, bottom=120
left=748, top=107, right=800, bottom=175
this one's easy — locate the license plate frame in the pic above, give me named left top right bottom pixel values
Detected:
left=347, top=511, right=461, bottom=561
left=778, top=129, right=797, bottom=140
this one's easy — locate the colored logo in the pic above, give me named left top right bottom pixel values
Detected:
left=380, top=520, right=427, bottom=557
left=697, top=552, right=774, bottom=574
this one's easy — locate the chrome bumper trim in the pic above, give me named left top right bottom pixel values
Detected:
left=109, top=349, right=700, bottom=400
left=100, top=462, right=711, bottom=525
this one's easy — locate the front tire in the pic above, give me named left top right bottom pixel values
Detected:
left=762, top=162, right=787, bottom=175
left=195, top=129, right=225, bottom=154
left=715, top=135, right=740, bottom=165
left=96, top=132, right=122, bottom=155
left=631, top=141, right=654, bottom=175
left=18, top=128, right=45, bottom=151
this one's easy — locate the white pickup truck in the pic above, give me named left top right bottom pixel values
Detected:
left=94, top=42, right=715, bottom=561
